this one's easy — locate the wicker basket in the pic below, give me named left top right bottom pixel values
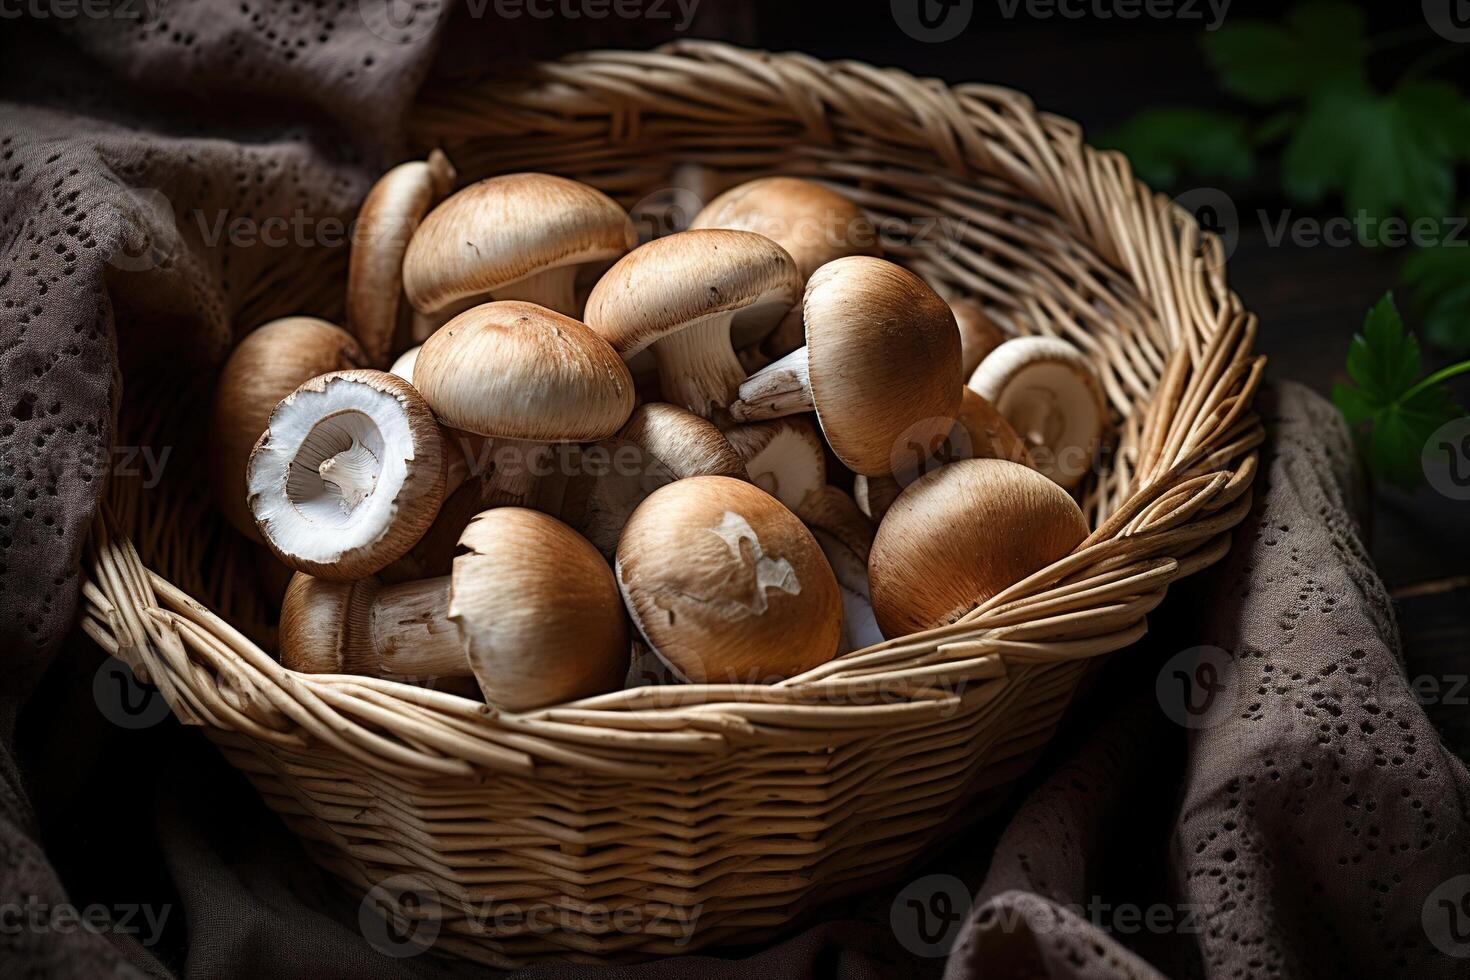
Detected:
left=81, top=41, right=1263, bottom=967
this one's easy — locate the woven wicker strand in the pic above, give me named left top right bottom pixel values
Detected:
left=82, top=42, right=1262, bottom=966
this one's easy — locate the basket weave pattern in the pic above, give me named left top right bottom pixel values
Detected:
left=82, top=42, right=1263, bottom=966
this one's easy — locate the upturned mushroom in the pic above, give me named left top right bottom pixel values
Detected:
left=968, top=336, right=1107, bottom=491
left=279, top=508, right=628, bottom=711
left=854, top=386, right=1032, bottom=522
left=548, top=403, right=748, bottom=559
left=402, top=173, right=634, bottom=320
left=247, top=369, right=446, bottom=581
left=729, top=256, right=963, bottom=477
left=413, top=301, right=635, bottom=506
left=210, top=317, right=366, bottom=540
left=868, top=458, right=1088, bottom=638
left=952, top=298, right=1007, bottom=378
left=346, top=149, right=456, bottom=365
left=584, top=229, right=801, bottom=418
left=690, top=176, right=880, bottom=358
left=615, top=475, right=842, bottom=684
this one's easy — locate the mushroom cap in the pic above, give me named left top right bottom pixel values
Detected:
left=868, top=458, right=1088, bottom=638
left=278, top=573, right=377, bottom=674
left=583, top=229, right=801, bottom=359
left=414, top=301, right=634, bottom=441
left=951, top=387, right=1032, bottom=466
left=615, top=476, right=842, bottom=684
left=346, top=150, right=456, bottom=365
left=951, top=298, right=1006, bottom=378
left=247, top=370, right=446, bottom=581
left=618, top=403, right=747, bottom=480
left=210, top=317, right=366, bottom=540
left=722, top=417, right=826, bottom=516
left=967, top=336, right=1107, bottom=490
left=804, top=256, right=964, bottom=476
left=691, top=177, right=880, bottom=283
left=451, top=508, right=628, bottom=712
left=552, top=405, right=748, bottom=559
left=402, top=173, right=635, bottom=315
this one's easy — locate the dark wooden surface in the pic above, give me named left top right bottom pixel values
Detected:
left=742, top=2, right=1470, bottom=752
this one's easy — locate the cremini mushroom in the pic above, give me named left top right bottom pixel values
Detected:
left=402, top=173, right=634, bottom=320
left=210, top=317, right=366, bottom=541
left=854, top=386, right=1032, bottom=522
left=615, top=475, right=842, bottom=684
left=868, top=458, right=1088, bottom=638
left=548, top=403, right=749, bottom=559
left=279, top=508, right=628, bottom=711
left=690, top=176, right=880, bottom=358
left=413, top=301, right=634, bottom=506
left=952, top=298, right=1007, bottom=378
left=247, top=369, right=446, bottom=581
left=968, top=336, right=1107, bottom=491
left=584, top=229, right=801, bottom=418
left=729, top=256, right=963, bottom=476
left=346, top=149, right=456, bottom=365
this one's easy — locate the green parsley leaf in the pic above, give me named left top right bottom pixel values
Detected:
left=1332, top=293, right=1467, bottom=489
left=1095, top=108, right=1255, bottom=188
left=1402, top=241, right=1470, bottom=356
left=1282, top=81, right=1466, bottom=224
left=1203, top=2, right=1366, bottom=106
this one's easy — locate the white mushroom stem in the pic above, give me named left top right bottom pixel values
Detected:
left=651, top=313, right=749, bottom=418
left=489, top=265, right=581, bottom=318
left=318, top=439, right=379, bottom=516
left=728, top=347, right=812, bottom=422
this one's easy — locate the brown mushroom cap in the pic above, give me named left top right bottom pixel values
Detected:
left=615, top=476, right=842, bottom=684
left=585, top=228, right=801, bottom=358
left=692, top=177, right=880, bottom=282
left=451, top=508, right=628, bottom=712
left=868, top=458, right=1088, bottom=638
left=210, top=317, right=366, bottom=540
left=952, top=298, right=1007, bottom=378
left=804, top=256, right=964, bottom=476
left=346, top=149, right=456, bottom=365
left=247, top=369, right=446, bottom=581
left=414, top=301, right=634, bottom=441
left=618, top=403, right=748, bottom=480
left=402, top=173, right=634, bottom=316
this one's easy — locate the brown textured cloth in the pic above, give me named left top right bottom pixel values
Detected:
left=2, top=5, right=1467, bottom=978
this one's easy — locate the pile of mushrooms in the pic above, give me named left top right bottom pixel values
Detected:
left=214, top=157, right=1113, bottom=714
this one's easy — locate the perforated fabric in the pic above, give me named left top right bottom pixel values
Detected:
left=945, top=383, right=1470, bottom=980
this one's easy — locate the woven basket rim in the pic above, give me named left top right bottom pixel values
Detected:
left=85, top=39, right=1263, bottom=774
